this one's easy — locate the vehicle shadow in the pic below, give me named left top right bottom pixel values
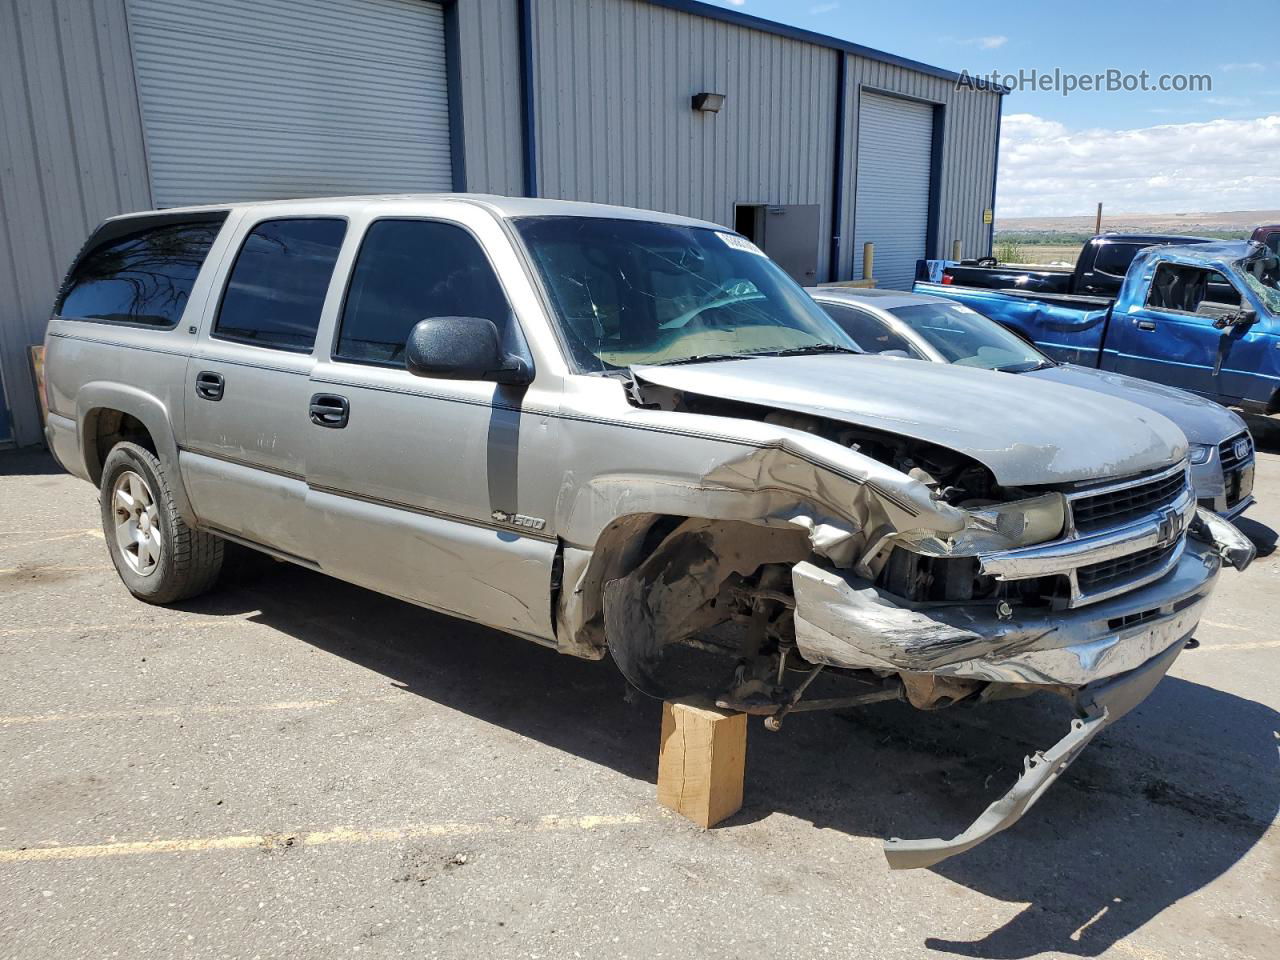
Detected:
left=1245, top=414, right=1280, bottom=454
left=0, top=449, right=65, bottom=477
left=181, top=550, right=1278, bottom=959
left=1235, top=514, right=1277, bottom=557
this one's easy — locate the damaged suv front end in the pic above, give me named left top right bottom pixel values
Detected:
left=792, top=466, right=1251, bottom=867
left=609, top=354, right=1253, bottom=868
left=510, top=210, right=1254, bottom=870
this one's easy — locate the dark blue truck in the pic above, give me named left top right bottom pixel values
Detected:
left=916, top=240, right=1280, bottom=420
left=938, top=233, right=1211, bottom=298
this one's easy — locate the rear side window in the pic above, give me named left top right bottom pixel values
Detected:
left=336, top=219, right=515, bottom=366
left=1092, top=242, right=1141, bottom=277
left=57, top=217, right=225, bottom=327
left=822, top=303, right=916, bottom=356
left=213, top=218, right=346, bottom=352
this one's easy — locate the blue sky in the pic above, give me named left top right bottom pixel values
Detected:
left=707, top=1, right=1280, bottom=217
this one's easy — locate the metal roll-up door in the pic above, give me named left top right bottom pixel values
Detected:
left=852, top=92, right=935, bottom=290
left=127, top=0, right=453, bottom=207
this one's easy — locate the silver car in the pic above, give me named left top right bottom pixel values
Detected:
left=43, top=195, right=1253, bottom=870
left=809, top=287, right=1256, bottom=518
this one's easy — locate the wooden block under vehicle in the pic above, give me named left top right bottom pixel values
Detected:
left=657, top=700, right=747, bottom=828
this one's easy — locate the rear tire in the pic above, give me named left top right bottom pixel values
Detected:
left=99, top=442, right=223, bottom=604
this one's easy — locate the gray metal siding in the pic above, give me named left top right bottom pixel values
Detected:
left=528, top=0, right=838, bottom=281
left=852, top=92, right=934, bottom=290
left=454, top=0, right=523, bottom=195
left=838, top=55, right=1000, bottom=280
left=0, top=0, right=153, bottom=446
left=127, top=0, right=454, bottom=206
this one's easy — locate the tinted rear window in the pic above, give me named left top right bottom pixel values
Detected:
left=57, top=217, right=226, bottom=326
left=822, top=303, right=915, bottom=355
left=213, top=218, right=347, bottom=352
left=1092, top=242, right=1141, bottom=277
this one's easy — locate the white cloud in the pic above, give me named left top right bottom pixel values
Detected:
left=995, top=112, right=1280, bottom=217
left=809, top=2, right=840, bottom=12
left=1220, top=62, right=1265, bottom=72
left=724, top=0, right=746, bottom=6
left=950, top=35, right=1007, bottom=49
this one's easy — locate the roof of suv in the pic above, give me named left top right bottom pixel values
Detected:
left=104, top=193, right=724, bottom=231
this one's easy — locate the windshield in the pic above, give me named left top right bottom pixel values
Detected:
left=888, top=301, right=1050, bottom=372
left=513, top=216, right=854, bottom=370
left=1233, top=251, right=1280, bottom=315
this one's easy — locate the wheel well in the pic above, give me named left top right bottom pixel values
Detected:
left=564, top=513, right=810, bottom=654
left=86, top=408, right=157, bottom=484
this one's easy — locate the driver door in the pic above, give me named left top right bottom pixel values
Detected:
left=303, top=207, right=560, bottom=641
left=1107, top=262, right=1248, bottom=401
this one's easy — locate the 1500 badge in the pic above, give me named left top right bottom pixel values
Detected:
left=491, top=510, right=547, bottom=531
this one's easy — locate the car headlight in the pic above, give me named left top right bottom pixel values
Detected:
left=1189, top=443, right=1213, bottom=465
left=902, top=493, right=1067, bottom=557
left=963, top=493, right=1067, bottom=550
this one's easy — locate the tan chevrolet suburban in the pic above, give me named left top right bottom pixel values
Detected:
left=43, top=194, right=1254, bottom=867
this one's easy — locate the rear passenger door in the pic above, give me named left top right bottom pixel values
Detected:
left=303, top=210, right=559, bottom=641
left=182, top=215, right=346, bottom=560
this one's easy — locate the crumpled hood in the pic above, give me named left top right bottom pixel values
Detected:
left=1027, top=364, right=1246, bottom=447
left=633, top=354, right=1187, bottom=486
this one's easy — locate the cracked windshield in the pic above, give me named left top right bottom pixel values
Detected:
left=1234, top=250, right=1280, bottom=315
left=513, top=216, right=855, bottom=371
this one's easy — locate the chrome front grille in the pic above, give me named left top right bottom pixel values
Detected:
left=1077, top=541, right=1180, bottom=592
left=1070, top=468, right=1186, bottom=534
left=1219, top=431, right=1253, bottom=472
left=980, top=461, right=1195, bottom=608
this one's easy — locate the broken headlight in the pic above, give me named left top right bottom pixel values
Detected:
left=903, top=493, right=1067, bottom=557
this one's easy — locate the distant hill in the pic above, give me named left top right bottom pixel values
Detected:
left=996, top=209, right=1277, bottom=236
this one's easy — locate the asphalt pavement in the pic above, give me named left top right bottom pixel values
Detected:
left=1, top=446, right=1277, bottom=960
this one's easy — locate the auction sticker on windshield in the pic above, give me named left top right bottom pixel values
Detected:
left=716, top=232, right=766, bottom=256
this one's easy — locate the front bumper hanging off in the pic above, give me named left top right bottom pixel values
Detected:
left=789, top=511, right=1253, bottom=869
left=883, top=637, right=1183, bottom=869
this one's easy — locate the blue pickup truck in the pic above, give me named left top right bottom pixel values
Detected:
left=916, top=241, right=1280, bottom=420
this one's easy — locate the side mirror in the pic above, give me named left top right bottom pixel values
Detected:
left=404, top=316, right=532, bottom=385
left=1211, top=308, right=1257, bottom=330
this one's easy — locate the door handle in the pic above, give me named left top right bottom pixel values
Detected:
left=195, top=371, right=224, bottom=401
left=309, top=393, right=349, bottom=428
left=1135, top=320, right=1157, bottom=332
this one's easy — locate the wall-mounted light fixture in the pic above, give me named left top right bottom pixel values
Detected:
left=691, top=92, right=726, bottom=113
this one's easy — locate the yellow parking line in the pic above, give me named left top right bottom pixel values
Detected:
left=0, top=693, right=403, bottom=727
left=0, top=618, right=232, bottom=637
left=0, top=814, right=647, bottom=864
left=0, top=527, right=101, bottom=534
left=1198, top=639, right=1280, bottom=652
left=0, top=564, right=103, bottom=576
left=1200, top=619, right=1264, bottom=635
left=4, top=529, right=104, bottom=548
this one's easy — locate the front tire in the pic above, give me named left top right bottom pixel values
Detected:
left=99, top=442, right=223, bottom=604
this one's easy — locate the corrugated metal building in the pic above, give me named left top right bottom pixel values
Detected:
left=0, top=0, right=1003, bottom=446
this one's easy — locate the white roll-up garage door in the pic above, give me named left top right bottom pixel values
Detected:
left=852, top=92, right=935, bottom=290
left=127, top=0, right=453, bottom=207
